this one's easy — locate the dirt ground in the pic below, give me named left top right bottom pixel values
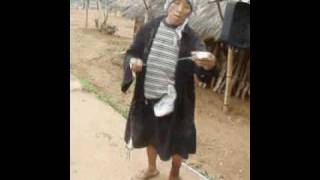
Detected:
left=70, top=9, right=250, bottom=180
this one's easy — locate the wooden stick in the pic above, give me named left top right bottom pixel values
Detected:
left=242, top=59, right=250, bottom=99
left=213, top=65, right=226, bottom=92
left=213, top=49, right=227, bottom=92
left=231, top=66, right=239, bottom=95
left=223, top=46, right=235, bottom=112
left=218, top=77, right=226, bottom=94
left=211, top=44, right=222, bottom=89
left=212, top=42, right=221, bottom=60
left=235, top=56, right=249, bottom=98
left=235, top=81, right=244, bottom=98
left=231, top=49, right=246, bottom=95
left=211, top=77, right=217, bottom=88
left=241, top=82, right=250, bottom=100
left=236, top=68, right=247, bottom=97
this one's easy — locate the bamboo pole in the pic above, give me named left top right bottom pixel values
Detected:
left=223, top=46, right=235, bottom=113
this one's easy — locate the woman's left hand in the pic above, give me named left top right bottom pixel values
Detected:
left=192, top=52, right=216, bottom=70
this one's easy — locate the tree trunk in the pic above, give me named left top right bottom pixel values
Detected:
left=83, top=0, right=86, bottom=9
left=85, top=0, right=89, bottom=28
left=95, top=0, right=101, bottom=29
left=103, top=9, right=109, bottom=26
left=215, top=0, right=224, bottom=21
left=96, top=0, right=99, bottom=10
left=98, top=0, right=109, bottom=32
left=104, top=0, right=109, bottom=25
left=142, top=0, right=152, bottom=24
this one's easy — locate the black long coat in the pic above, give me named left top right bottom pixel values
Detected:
left=121, top=16, right=206, bottom=160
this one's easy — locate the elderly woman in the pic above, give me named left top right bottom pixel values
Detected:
left=121, top=0, right=215, bottom=179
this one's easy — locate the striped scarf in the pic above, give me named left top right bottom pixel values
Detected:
left=144, top=21, right=180, bottom=99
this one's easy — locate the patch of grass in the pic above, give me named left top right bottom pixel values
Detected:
left=79, top=77, right=96, bottom=93
left=71, top=71, right=129, bottom=119
left=96, top=93, right=129, bottom=118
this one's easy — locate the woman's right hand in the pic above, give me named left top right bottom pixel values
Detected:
left=130, top=57, right=143, bottom=73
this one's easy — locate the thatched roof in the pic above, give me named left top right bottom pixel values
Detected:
left=120, top=0, right=166, bottom=20
left=118, top=0, right=250, bottom=39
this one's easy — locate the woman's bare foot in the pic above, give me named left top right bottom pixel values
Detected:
left=168, top=175, right=181, bottom=180
left=132, top=168, right=160, bottom=180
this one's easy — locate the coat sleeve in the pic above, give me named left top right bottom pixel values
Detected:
left=121, top=53, right=134, bottom=93
left=121, top=24, right=148, bottom=93
left=190, top=33, right=209, bottom=74
left=194, top=38, right=206, bottom=51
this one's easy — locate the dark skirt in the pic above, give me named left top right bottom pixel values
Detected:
left=142, top=98, right=193, bottom=161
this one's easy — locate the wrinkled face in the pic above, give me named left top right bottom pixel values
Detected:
left=166, top=0, right=192, bottom=26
